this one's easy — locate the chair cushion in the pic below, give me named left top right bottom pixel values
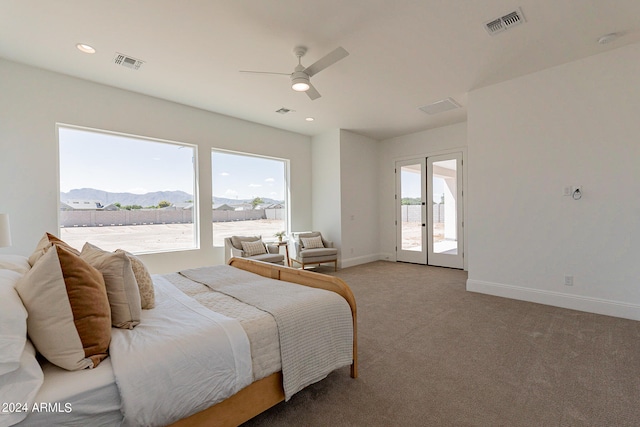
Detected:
left=250, top=253, right=285, bottom=264
left=298, top=247, right=338, bottom=259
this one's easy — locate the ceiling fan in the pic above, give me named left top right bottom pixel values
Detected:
left=240, top=46, right=349, bottom=100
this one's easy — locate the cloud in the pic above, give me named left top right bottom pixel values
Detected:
left=220, top=172, right=230, bottom=176
left=248, top=183, right=262, bottom=188
left=265, top=178, right=275, bottom=182
left=126, top=187, right=149, bottom=194
left=224, top=189, right=238, bottom=196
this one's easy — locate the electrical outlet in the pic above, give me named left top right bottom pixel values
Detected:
left=564, top=275, right=574, bottom=286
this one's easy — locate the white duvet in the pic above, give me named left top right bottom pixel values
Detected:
left=109, top=276, right=253, bottom=427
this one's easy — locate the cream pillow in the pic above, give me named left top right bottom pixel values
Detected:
left=81, top=243, right=141, bottom=329
left=0, top=254, right=31, bottom=274
left=241, top=239, right=267, bottom=256
left=28, top=232, right=79, bottom=266
left=301, top=235, right=325, bottom=249
left=116, top=249, right=155, bottom=309
left=16, top=245, right=111, bottom=371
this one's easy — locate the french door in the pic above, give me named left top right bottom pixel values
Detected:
left=396, top=159, right=427, bottom=264
left=396, top=153, right=463, bottom=268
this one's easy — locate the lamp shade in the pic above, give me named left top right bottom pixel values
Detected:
left=0, top=214, right=12, bottom=247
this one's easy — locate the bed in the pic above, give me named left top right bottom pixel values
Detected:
left=0, top=243, right=357, bottom=427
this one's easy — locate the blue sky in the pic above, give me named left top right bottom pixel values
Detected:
left=59, top=126, right=286, bottom=201
left=212, top=151, right=285, bottom=200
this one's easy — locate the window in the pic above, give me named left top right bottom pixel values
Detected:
left=58, top=125, right=198, bottom=253
left=211, top=150, right=288, bottom=246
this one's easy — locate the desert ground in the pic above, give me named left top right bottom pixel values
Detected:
left=61, top=219, right=285, bottom=252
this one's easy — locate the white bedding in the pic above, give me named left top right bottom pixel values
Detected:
left=163, top=272, right=281, bottom=381
left=14, top=359, right=122, bottom=427
left=109, top=275, right=253, bottom=427
left=180, top=265, right=354, bottom=400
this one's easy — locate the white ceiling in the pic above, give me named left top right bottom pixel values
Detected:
left=1, top=0, right=639, bottom=140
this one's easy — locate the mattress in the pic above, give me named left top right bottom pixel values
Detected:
left=15, top=272, right=281, bottom=426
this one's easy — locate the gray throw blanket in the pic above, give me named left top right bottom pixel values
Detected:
left=179, top=265, right=353, bottom=400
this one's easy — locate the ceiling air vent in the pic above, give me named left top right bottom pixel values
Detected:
left=418, top=98, right=461, bottom=115
left=113, top=53, right=144, bottom=70
left=484, top=7, right=525, bottom=35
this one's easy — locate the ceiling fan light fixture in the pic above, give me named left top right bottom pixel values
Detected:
left=76, top=43, right=96, bottom=54
left=291, top=71, right=310, bottom=92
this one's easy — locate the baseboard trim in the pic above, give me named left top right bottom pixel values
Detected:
left=340, top=253, right=385, bottom=268
left=467, top=279, right=640, bottom=321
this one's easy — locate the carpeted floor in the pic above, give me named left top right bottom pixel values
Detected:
left=242, top=261, right=640, bottom=426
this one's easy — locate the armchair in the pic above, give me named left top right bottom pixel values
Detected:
left=224, top=236, right=285, bottom=265
left=291, top=231, right=338, bottom=271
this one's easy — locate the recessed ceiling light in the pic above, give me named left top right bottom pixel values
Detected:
left=76, top=43, right=96, bottom=54
left=305, top=117, right=315, bottom=122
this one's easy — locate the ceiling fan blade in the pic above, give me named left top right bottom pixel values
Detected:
left=305, top=83, right=321, bottom=100
left=239, top=70, right=291, bottom=76
left=304, top=47, right=349, bottom=77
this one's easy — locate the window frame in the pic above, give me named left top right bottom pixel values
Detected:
left=56, top=123, right=200, bottom=254
left=211, top=148, right=290, bottom=247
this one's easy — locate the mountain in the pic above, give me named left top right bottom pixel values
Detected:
left=61, top=188, right=283, bottom=207
left=212, top=196, right=283, bottom=206
left=61, top=188, right=193, bottom=207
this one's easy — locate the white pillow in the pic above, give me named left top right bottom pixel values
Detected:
left=0, top=254, right=31, bottom=275
left=0, top=340, right=44, bottom=426
left=0, top=270, right=28, bottom=376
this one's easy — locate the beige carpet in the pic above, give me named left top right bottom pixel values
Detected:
left=242, top=261, right=640, bottom=426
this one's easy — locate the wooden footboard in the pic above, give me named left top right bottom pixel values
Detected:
left=169, top=258, right=357, bottom=427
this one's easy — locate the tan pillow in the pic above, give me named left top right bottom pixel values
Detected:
left=241, top=239, right=267, bottom=256
left=80, top=243, right=141, bottom=329
left=231, top=235, right=261, bottom=251
left=116, top=250, right=155, bottom=309
left=28, top=232, right=79, bottom=267
left=16, top=245, right=111, bottom=371
left=301, top=236, right=325, bottom=249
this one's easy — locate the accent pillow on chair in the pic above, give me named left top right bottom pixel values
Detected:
left=301, top=235, right=325, bottom=249
left=241, top=239, right=267, bottom=256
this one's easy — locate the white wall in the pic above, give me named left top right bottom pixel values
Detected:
left=339, top=130, right=380, bottom=267
left=466, top=43, right=640, bottom=320
left=378, top=123, right=468, bottom=264
left=310, top=130, right=342, bottom=257
left=0, top=59, right=312, bottom=273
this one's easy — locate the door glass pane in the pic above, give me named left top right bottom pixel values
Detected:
left=431, top=159, right=457, bottom=254
left=400, top=164, right=422, bottom=251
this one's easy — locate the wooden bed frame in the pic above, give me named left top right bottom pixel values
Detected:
left=169, top=257, right=358, bottom=427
